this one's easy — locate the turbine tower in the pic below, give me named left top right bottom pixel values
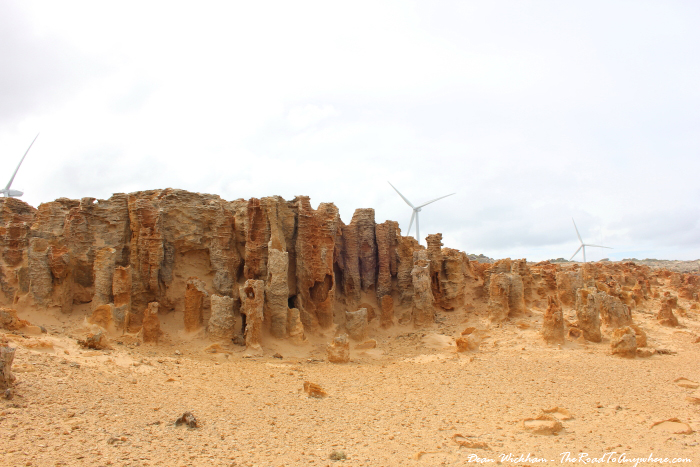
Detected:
left=570, top=218, right=612, bottom=262
left=1, top=133, right=39, bottom=198
left=388, top=181, right=455, bottom=245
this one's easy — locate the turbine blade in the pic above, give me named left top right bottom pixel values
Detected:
left=572, top=218, right=583, bottom=244
left=5, top=133, right=39, bottom=191
left=407, top=210, right=416, bottom=236
left=416, top=192, right=456, bottom=209
left=569, top=245, right=582, bottom=261
left=388, top=181, right=415, bottom=209
left=584, top=244, right=613, bottom=249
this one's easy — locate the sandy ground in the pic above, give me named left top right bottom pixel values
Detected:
left=2, top=299, right=699, bottom=467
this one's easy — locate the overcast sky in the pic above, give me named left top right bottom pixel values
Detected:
left=1, top=1, right=698, bottom=261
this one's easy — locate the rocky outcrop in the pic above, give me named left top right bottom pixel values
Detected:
left=396, top=236, right=420, bottom=307
left=184, top=278, right=207, bottom=332
left=265, top=247, right=289, bottom=338
left=0, top=307, right=30, bottom=331
left=295, top=197, right=339, bottom=331
left=487, top=273, right=525, bottom=323
left=207, top=294, right=236, bottom=339
left=575, top=289, right=602, bottom=342
left=541, top=296, right=565, bottom=344
left=657, top=297, right=679, bottom=327
left=375, top=221, right=398, bottom=301
left=556, top=270, right=583, bottom=308
left=141, top=301, right=162, bottom=343
left=345, top=308, right=368, bottom=341
left=112, top=266, right=131, bottom=329
left=598, top=293, right=632, bottom=329
left=380, top=294, right=394, bottom=328
left=0, top=342, right=16, bottom=390
left=287, top=308, right=305, bottom=344
left=240, top=279, right=264, bottom=353
left=326, top=334, right=350, bottom=363
left=411, top=250, right=435, bottom=327
left=92, top=247, right=116, bottom=309
left=610, top=326, right=636, bottom=358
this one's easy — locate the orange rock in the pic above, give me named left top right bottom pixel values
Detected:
left=542, top=296, right=565, bottom=344
left=184, top=277, right=207, bottom=332
left=141, top=302, right=162, bottom=344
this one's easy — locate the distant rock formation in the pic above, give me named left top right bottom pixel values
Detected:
left=0, top=190, right=696, bottom=354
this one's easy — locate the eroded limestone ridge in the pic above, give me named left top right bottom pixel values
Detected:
left=1, top=190, right=698, bottom=351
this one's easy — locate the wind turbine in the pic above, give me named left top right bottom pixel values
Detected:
left=2, top=133, right=39, bottom=198
left=569, top=218, right=612, bottom=262
left=388, top=181, right=455, bottom=245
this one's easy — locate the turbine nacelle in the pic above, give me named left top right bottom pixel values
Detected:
left=1, top=189, right=24, bottom=198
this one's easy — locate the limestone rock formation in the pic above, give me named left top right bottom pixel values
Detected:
left=1, top=343, right=16, bottom=390
left=92, top=247, right=116, bottom=309
left=287, top=308, right=306, bottom=344
left=487, top=273, right=524, bottom=323
left=598, top=293, right=632, bottom=329
left=610, top=326, right=637, bottom=358
left=541, top=296, right=565, bottom=344
left=326, top=334, right=350, bottom=363
left=0, top=307, right=30, bottom=331
left=345, top=308, right=368, bottom=341
left=556, top=270, right=583, bottom=308
left=380, top=294, right=394, bottom=329
left=575, top=289, right=602, bottom=342
left=375, top=221, right=398, bottom=301
left=265, top=247, right=289, bottom=338
left=88, top=304, right=115, bottom=331
left=240, top=279, right=264, bottom=354
left=657, top=298, right=679, bottom=327
left=295, top=197, right=339, bottom=331
left=207, top=294, right=236, bottom=339
left=112, top=266, right=132, bottom=329
left=141, top=302, right=163, bottom=344
left=411, top=250, right=435, bottom=327
left=184, top=277, right=208, bottom=332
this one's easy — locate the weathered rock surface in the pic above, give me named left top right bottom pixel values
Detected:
left=657, top=297, right=679, bottom=326
left=184, top=278, right=208, bottom=333
left=345, top=308, right=368, bottom=341
left=556, top=270, right=583, bottom=308
left=575, top=289, right=602, bottom=342
left=141, top=302, right=163, bottom=343
left=240, top=279, right=264, bottom=353
left=487, top=273, right=524, bottom=322
left=207, top=294, right=236, bottom=339
left=611, top=326, right=637, bottom=358
left=287, top=308, right=305, bottom=344
left=0, top=344, right=16, bottom=390
left=0, top=307, right=30, bottom=331
left=380, top=294, right=394, bottom=329
left=326, top=334, right=350, bottom=363
left=411, top=250, right=435, bottom=327
left=265, top=247, right=289, bottom=338
left=541, top=296, right=565, bottom=344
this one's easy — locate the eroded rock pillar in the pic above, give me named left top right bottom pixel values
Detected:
left=411, top=250, right=435, bottom=327
left=240, top=279, right=264, bottom=353
left=208, top=294, right=236, bottom=339
left=266, top=247, right=289, bottom=338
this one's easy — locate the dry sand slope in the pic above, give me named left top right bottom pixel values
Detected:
left=1, top=298, right=699, bottom=467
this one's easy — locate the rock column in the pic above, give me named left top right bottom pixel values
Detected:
left=240, top=279, right=264, bottom=353
left=411, top=250, right=435, bottom=327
